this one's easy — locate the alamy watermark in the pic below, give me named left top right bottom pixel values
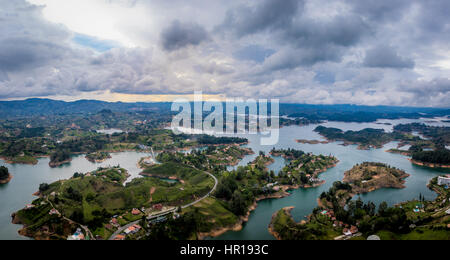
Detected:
left=171, top=92, right=280, bottom=145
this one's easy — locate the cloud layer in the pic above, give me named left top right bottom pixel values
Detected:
left=0, top=0, right=449, bottom=107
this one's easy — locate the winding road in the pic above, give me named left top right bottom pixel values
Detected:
left=108, top=169, right=218, bottom=240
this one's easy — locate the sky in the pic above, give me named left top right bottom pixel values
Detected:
left=0, top=0, right=449, bottom=107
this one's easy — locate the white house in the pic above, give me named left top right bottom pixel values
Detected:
left=437, top=175, right=450, bottom=186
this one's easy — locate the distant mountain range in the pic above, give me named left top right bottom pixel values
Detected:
left=0, top=98, right=448, bottom=122
left=0, top=98, right=172, bottom=118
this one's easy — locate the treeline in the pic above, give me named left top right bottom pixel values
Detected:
left=1, top=139, right=50, bottom=158
left=50, top=150, right=71, bottom=164
left=271, top=148, right=305, bottom=159
left=412, top=149, right=450, bottom=165
left=196, top=135, right=247, bottom=145
left=394, top=123, right=450, bottom=144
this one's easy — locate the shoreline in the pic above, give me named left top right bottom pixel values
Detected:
left=200, top=161, right=338, bottom=240
left=49, top=158, right=72, bottom=168
left=268, top=207, right=295, bottom=240
left=198, top=190, right=292, bottom=240
left=0, top=174, right=13, bottom=184
left=409, top=159, right=450, bottom=169
left=0, top=156, right=39, bottom=165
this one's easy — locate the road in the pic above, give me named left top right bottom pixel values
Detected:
left=46, top=197, right=95, bottom=240
left=108, top=169, right=218, bottom=240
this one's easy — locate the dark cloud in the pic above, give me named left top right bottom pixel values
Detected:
left=220, top=0, right=304, bottom=37
left=0, top=1, right=73, bottom=73
left=161, top=20, right=209, bottom=51
left=285, top=14, right=369, bottom=48
left=364, top=45, right=415, bottom=69
left=219, top=1, right=368, bottom=69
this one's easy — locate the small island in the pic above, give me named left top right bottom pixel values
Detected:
left=343, top=162, right=410, bottom=194
left=49, top=150, right=72, bottom=168
left=296, top=139, right=330, bottom=145
left=271, top=148, right=339, bottom=188
left=86, top=152, right=112, bottom=163
left=0, top=166, right=12, bottom=184
left=249, top=152, right=275, bottom=170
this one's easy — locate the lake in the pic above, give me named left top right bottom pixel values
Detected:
left=0, top=118, right=449, bottom=240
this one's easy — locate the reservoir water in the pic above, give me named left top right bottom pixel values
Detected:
left=214, top=119, right=450, bottom=240
left=0, top=118, right=449, bottom=240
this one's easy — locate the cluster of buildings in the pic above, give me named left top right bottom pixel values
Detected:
left=321, top=209, right=360, bottom=238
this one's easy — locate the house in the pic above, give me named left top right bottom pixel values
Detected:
left=113, top=235, right=125, bottom=241
left=437, top=175, right=450, bottom=186
left=153, top=204, right=163, bottom=211
left=124, top=226, right=136, bottom=235
left=132, top=208, right=141, bottom=215
left=111, top=218, right=119, bottom=225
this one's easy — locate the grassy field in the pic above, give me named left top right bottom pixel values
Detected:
left=183, top=197, right=239, bottom=233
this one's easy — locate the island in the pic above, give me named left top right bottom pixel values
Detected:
left=314, top=126, right=394, bottom=150
left=85, top=152, right=112, bottom=163
left=0, top=166, right=12, bottom=184
left=271, top=148, right=339, bottom=188
left=49, top=150, right=72, bottom=167
left=343, top=162, right=410, bottom=194
left=296, top=139, right=329, bottom=145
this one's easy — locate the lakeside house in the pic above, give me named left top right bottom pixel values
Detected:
left=437, top=175, right=450, bottom=186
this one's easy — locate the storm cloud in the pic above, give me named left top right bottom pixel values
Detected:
left=364, top=45, right=415, bottom=69
left=161, top=20, right=209, bottom=51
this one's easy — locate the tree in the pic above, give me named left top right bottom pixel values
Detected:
left=39, top=183, right=50, bottom=192
left=0, top=166, right=10, bottom=181
left=378, top=202, right=388, bottom=216
left=230, top=191, right=247, bottom=216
